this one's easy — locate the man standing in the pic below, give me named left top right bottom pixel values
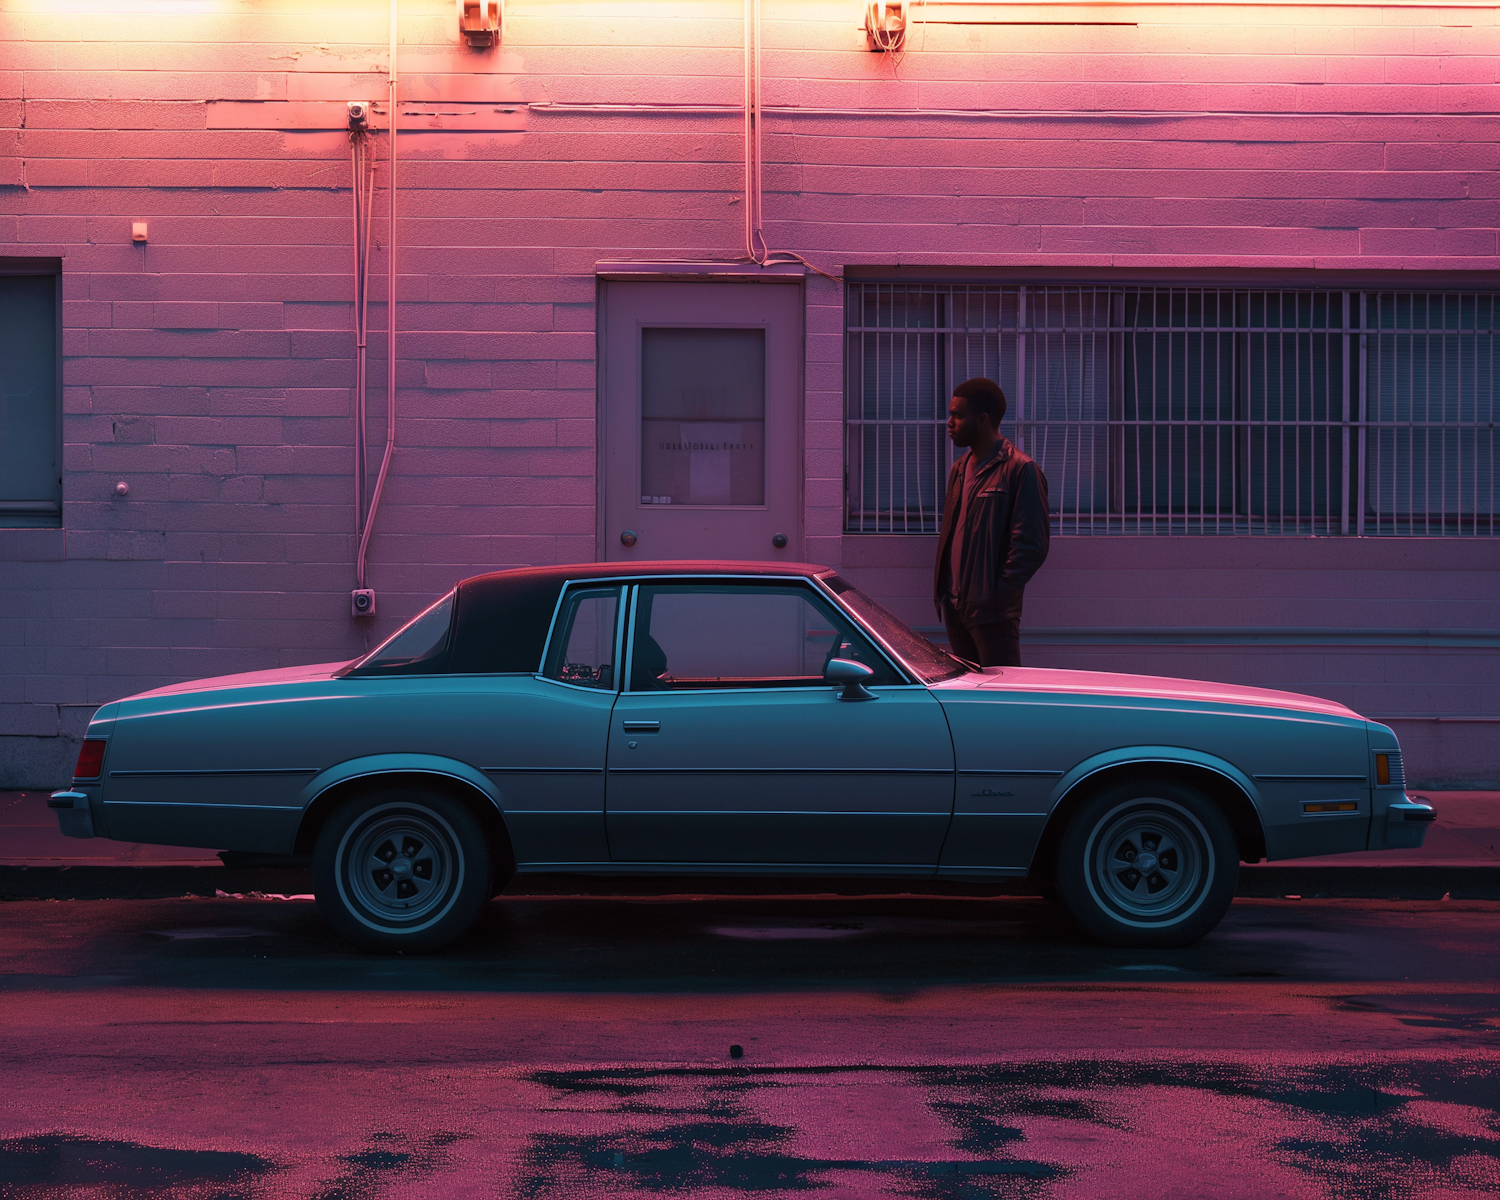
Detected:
left=934, top=377, right=1050, bottom=667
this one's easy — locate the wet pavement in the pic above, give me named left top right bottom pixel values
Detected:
left=1, top=893, right=1499, bottom=1198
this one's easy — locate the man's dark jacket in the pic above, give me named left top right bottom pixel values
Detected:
left=933, top=438, right=1051, bottom=625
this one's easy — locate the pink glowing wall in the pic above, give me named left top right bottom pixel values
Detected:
left=3, top=0, right=1499, bottom=785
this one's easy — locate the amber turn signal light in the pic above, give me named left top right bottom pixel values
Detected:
left=1303, top=801, right=1359, bottom=814
left=73, top=739, right=106, bottom=780
left=1375, top=753, right=1391, bottom=786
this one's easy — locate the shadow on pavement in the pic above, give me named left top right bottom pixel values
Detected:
left=4, top=893, right=1500, bottom=994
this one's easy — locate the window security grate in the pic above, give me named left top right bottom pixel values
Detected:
left=844, top=283, right=1499, bottom=535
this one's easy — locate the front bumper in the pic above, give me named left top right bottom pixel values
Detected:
left=1383, top=797, right=1436, bottom=850
left=48, top=790, right=95, bottom=839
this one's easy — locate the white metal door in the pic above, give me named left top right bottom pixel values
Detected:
left=600, top=280, right=803, bottom=561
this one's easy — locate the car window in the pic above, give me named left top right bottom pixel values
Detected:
left=542, top=586, right=621, bottom=689
left=628, top=583, right=901, bottom=692
left=349, top=591, right=455, bottom=675
left=447, top=572, right=564, bottom=674
left=822, top=575, right=970, bottom=684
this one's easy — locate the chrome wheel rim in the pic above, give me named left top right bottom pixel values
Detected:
left=1084, top=799, right=1213, bottom=926
left=336, top=803, right=464, bottom=933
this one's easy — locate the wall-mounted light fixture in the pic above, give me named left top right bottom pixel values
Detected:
left=458, top=0, right=501, bottom=46
left=131, top=222, right=148, bottom=243
left=865, top=0, right=908, bottom=53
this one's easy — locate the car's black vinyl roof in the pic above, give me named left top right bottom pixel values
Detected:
left=446, top=561, right=838, bottom=675
left=460, top=560, right=837, bottom=589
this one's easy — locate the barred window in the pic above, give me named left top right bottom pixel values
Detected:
left=844, top=283, right=1499, bottom=535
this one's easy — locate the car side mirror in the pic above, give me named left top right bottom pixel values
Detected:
left=825, top=657, right=877, bottom=702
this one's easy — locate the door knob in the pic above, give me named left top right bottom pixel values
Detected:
left=620, top=530, right=637, bottom=547
left=771, top=533, right=788, bottom=549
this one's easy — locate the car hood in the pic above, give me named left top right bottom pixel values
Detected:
left=124, top=661, right=352, bottom=702
left=932, top=665, right=1361, bottom=719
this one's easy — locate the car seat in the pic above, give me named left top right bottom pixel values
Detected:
left=631, top=632, right=669, bottom=690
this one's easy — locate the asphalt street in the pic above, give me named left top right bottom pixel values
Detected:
left=1, top=892, right=1498, bottom=1199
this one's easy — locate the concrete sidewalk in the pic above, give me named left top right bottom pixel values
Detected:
left=3, top=788, right=1497, bottom=893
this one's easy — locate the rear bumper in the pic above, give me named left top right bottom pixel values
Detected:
left=48, top=790, right=95, bottom=839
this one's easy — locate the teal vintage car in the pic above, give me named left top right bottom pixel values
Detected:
left=50, top=562, right=1433, bottom=951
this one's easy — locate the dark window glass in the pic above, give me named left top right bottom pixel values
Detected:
left=1, top=273, right=60, bottom=528
left=628, top=583, right=900, bottom=692
left=447, top=571, right=564, bottom=674
left=349, top=592, right=454, bottom=675
left=823, top=575, right=968, bottom=683
left=542, top=586, right=621, bottom=689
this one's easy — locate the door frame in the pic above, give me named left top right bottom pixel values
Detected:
left=594, top=263, right=807, bottom=563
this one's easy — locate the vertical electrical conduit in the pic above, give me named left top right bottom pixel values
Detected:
left=349, top=126, right=375, bottom=539
left=357, top=0, right=399, bottom=591
left=744, top=0, right=767, bottom=264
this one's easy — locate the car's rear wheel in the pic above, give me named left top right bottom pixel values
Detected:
left=1055, top=779, right=1239, bottom=947
left=313, top=786, right=492, bottom=953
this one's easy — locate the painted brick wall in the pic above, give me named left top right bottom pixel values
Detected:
left=3, top=0, right=1499, bottom=785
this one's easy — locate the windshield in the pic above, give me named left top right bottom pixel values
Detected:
left=820, top=575, right=970, bottom=683
left=349, top=591, right=455, bottom=674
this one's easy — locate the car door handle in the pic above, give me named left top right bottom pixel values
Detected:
left=622, top=721, right=660, bottom=733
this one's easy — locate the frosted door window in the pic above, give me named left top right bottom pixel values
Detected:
left=640, top=328, right=765, bottom=507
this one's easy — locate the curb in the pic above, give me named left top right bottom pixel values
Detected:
left=1236, top=865, right=1500, bottom=900
left=0, top=866, right=315, bottom=902
left=4, top=864, right=1500, bottom=903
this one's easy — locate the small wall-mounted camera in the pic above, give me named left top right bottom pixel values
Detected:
left=351, top=588, right=376, bottom=617
left=347, top=102, right=372, bottom=131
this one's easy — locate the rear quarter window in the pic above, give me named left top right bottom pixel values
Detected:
left=447, top=573, right=564, bottom=674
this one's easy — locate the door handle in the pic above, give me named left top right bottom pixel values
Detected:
left=622, top=720, right=660, bottom=733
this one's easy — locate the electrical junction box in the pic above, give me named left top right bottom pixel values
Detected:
left=351, top=589, right=376, bottom=617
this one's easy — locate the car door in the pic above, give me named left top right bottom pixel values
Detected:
left=605, top=578, right=955, bottom=867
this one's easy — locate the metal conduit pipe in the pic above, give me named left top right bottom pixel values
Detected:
left=531, top=102, right=1500, bottom=121
left=743, top=0, right=766, bottom=264
left=917, top=0, right=1500, bottom=7
left=350, top=137, right=363, bottom=551
left=349, top=128, right=375, bottom=552
left=357, top=0, right=399, bottom=593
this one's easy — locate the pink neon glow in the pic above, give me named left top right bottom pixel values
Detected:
left=936, top=666, right=1361, bottom=719
left=128, top=664, right=351, bottom=702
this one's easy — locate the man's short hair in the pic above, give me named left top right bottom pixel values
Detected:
left=952, top=377, right=1007, bottom=426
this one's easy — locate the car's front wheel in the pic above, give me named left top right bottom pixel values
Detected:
left=1055, top=779, right=1239, bottom=947
left=313, top=786, right=492, bottom=953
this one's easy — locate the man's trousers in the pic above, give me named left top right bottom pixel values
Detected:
left=942, top=602, right=1023, bottom=668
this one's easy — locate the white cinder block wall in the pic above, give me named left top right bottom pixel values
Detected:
left=3, top=0, right=1498, bottom=785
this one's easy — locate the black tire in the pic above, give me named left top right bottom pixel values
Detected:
left=1055, top=779, right=1239, bottom=947
left=313, top=786, right=493, bottom=953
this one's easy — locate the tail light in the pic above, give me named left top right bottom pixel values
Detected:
left=73, top=739, right=107, bottom=780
